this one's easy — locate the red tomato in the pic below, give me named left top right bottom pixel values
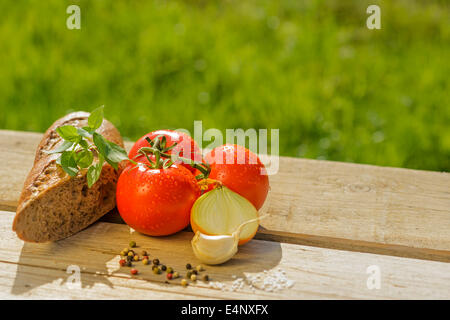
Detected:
left=128, top=130, right=202, bottom=174
left=204, top=144, right=269, bottom=210
left=116, top=156, right=201, bottom=236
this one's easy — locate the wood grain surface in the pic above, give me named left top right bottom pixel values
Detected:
left=0, top=211, right=449, bottom=299
left=0, top=130, right=449, bottom=262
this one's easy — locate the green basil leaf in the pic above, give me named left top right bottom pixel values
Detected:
left=88, top=105, right=104, bottom=131
left=75, top=150, right=94, bottom=168
left=56, top=125, right=80, bottom=142
left=59, top=152, right=78, bottom=177
left=87, top=164, right=101, bottom=187
left=82, top=126, right=95, bottom=134
left=87, top=155, right=104, bottom=187
left=77, top=127, right=91, bottom=138
left=93, top=132, right=115, bottom=169
left=107, top=141, right=129, bottom=163
left=79, top=139, right=89, bottom=150
left=93, top=132, right=110, bottom=157
left=60, top=151, right=76, bottom=167
left=61, top=165, right=78, bottom=177
left=44, top=140, right=74, bottom=154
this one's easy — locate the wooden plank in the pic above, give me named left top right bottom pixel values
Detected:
left=0, top=211, right=448, bottom=300
left=0, top=130, right=449, bottom=262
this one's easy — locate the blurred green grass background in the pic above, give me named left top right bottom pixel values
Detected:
left=0, top=0, right=449, bottom=171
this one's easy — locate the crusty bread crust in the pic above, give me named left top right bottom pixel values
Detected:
left=12, top=112, right=124, bottom=242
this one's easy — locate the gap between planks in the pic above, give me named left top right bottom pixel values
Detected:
left=0, top=210, right=449, bottom=299
left=0, top=130, right=449, bottom=263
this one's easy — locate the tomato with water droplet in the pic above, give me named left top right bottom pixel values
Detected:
left=204, top=144, right=269, bottom=210
left=116, top=156, right=201, bottom=236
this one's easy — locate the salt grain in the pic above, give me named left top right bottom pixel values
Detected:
left=208, top=268, right=295, bottom=293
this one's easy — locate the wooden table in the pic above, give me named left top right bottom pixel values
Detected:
left=0, top=130, right=449, bottom=299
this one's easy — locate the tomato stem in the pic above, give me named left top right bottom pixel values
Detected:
left=136, top=135, right=211, bottom=179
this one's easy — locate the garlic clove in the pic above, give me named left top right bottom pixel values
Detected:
left=191, top=231, right=239, bottom=265
left=191, top=216, right=266, bottom=265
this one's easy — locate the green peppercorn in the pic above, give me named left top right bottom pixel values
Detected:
left=192, top=269, right=198, bottom=275
left=122, top=248, right=129, bottom=255
left=186, top=270, right=193, bottom=278
left=173, top=272, right=179, bottom=279
left=161, top=265, right=167, bottom=271
left=202, top=274, right=209, bottom=282
left=186, top=263, right=192, bottom=270
left=129, top=241, right=136, bottom=248
left=153, top=258, right=160, bottom=265
left=127, top=251, right=134, bottom=257
left=133, top=255, right=140, bottom=261
left=120, top=250, right=127, bottom=257
left=143, top=259, right=149, bottom=265
left=181, top=279, right=188, bottom=287
left=190, top=274, right=197, bottom=281
left=166, top=267, right=174, bottom=274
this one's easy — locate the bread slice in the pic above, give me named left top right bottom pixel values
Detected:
left=13, top=112, right=124, bottom=242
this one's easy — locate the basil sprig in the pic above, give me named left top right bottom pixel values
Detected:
left=46, top=106, right=130, bottom=187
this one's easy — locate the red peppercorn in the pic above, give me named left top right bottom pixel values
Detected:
left=131, top=268, right=138, bottom=275
left=119, top=259, right=126, bottom=267
left=167, top=273, right=173, bottom=280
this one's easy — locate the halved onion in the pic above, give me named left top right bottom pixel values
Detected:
left=190, top=186, right=259, bottom=245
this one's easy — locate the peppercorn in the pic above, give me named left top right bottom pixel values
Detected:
left=192, top=269, right=198, bottom=275
left=153, top=258, right=160, bottom=265
left=167, top=273, right=173, bottom=280
left=120, top=250, right=127, bottom=257
left=190, top=274, right=197, bottom=281
left=122, top=248, right=129, bottom=255
left=202, top=274, right=209, bottom=282
left=166, top=267, right=174, bottom=274
left=142, top=259, right=149, bottom=265
left=141, top=250, right=147, bottom=256
left=125, top=261, right=132, bottom=267
left=133, top=255, right=140, bottom=261
left=127, top=251, right=134, bottom=257
left=186, top=271, right=193, bottom=278
left=196, top=265, right=204, bottom=272
left=161, top=265, right=167, bottom=271
left=186, top=263, right=192, bottom=270
left=129, top=241, right=136, bottom=248
left=173, top=272, right=179, bottom=279
left=153, top=267, right=161, bottom=275
left=131, top=268, right=138, bottom=275
left=126, top=255, right=133, bottom=262
left=181, top=279, right=188, bottom=287
left=119, top=259, right=126, bottom=267
left=143, top=255, right=149, bottom=260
